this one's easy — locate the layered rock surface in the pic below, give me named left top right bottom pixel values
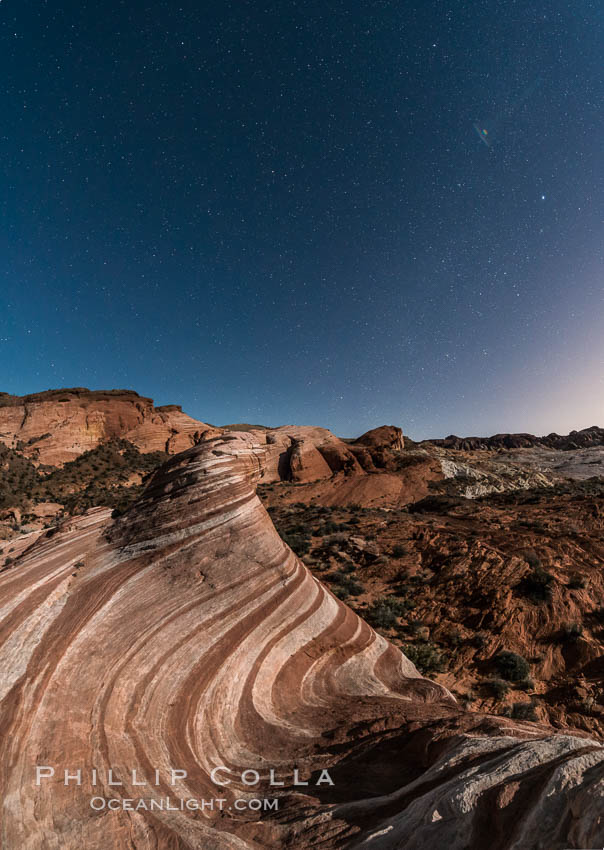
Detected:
left=0, top=435, right=602, bottom=848
left=0, top=388, right=218, bottom=465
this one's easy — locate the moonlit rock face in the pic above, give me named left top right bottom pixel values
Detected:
left=0, top=435, right=602, bottom=849
left=0, top=388, right=218, bottom=465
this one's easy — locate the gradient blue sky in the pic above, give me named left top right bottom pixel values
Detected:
left=1, top=0, right=602, bottom=438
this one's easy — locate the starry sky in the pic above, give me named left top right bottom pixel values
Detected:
left=1, top=1, right=603, bottom=438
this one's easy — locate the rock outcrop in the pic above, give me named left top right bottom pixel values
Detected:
left=246, top=425, right=409, bottom=484
left=0, top=435, right=602, bottom=849
left=429, top=425, right=604, bottom=452
left=249, top=425, right=364, bottom=483
left=353, top=425, right=404, bottom=452
left=0, top=388, right=218, bottom=465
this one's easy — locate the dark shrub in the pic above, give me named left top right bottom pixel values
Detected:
left=365, top=597, right=409, bottom=630
left=443, top=627, right=463, bottom=648
left=325, top=570, right=364, bottom=597
left=486, top=678, right=510, bottom=699
left=404, top=642, right=445, bottom=674
left=494, top=650, right=531, bottom=682
left=517, top=567, right=554, bottom=602
left=282, top=533, right=310, bottom=556
left=511, top=701, right=537, bottom=721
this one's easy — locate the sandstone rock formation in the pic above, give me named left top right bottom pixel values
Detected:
left=248, top=425, right=364, bottom=483
left=353, top=425, right=404, bottom=452
left=0, top=388, right=218, bottom=465
left=247, top=424, right=442, bottom=508
left=0, top=435, right=602, bottom=849
left=245, top=424, right=409, bottom=485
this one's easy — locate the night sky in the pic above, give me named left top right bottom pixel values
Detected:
left=1, top=1, right=603, bottom=438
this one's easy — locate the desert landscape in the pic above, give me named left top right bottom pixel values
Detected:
left=0, top=388, right=602, bottom=848
left=4, top=0, right=603, bottom=844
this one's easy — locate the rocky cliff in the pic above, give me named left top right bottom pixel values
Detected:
left=0, top=434, right=601, bottom=849
left=0, top=388, right=218, bottom=465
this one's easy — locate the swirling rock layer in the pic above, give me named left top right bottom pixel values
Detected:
left=0, top=435, right=602, bottom=849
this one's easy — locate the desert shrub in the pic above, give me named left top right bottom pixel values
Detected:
left=365, top=597, right=409, bottom=630
left=510, top=701, right=537, bottom=721
left=494, top=651, right=531, bottom=682
left=326, top=533, right=348, bottom=545
left=282, top=532, right=310, bottom=556
left=324, top=570, right=364, bottom=597
left=393, top=586, right=415, bottom=609
left=320, top=520, right=347, bottom=535
left=443, top=627, right=463, bottom=648
left=404, top=642, right=445, bottom=674
left=517, top=566, right=554, bottom=603
left=485, top=678, right=510, bottom=699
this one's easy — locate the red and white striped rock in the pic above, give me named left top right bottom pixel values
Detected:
left=0, top=435, right=601, bottom=849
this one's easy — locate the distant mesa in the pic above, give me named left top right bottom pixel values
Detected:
left=429, top=426, right=604, bottom=452
left=0, top=387, right=219, bottom=465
